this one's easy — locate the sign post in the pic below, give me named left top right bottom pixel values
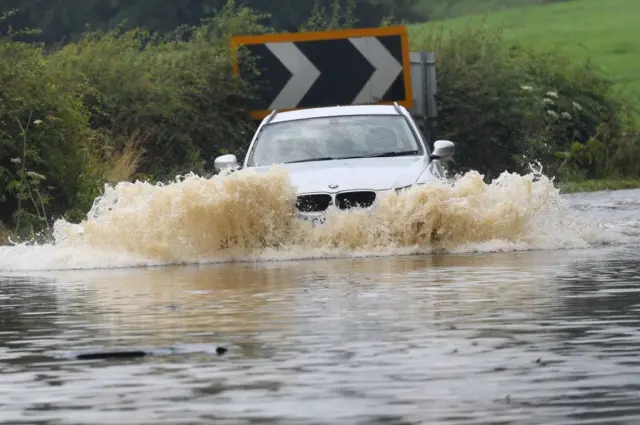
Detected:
left=409, top=51, right=438, bottom=142
left=230, top=26, right=414, bottom=120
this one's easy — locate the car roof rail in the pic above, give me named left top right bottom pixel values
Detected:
left=392, top=101, right=402, bottom=114
left=264, top=109, right=278, bottom=124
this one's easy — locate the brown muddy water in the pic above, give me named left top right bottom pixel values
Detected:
left=1, top=170, right=640, bottom=424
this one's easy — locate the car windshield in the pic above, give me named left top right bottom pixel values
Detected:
left=246, top=115, right=424, bottom=167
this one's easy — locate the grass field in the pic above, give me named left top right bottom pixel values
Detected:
left=409, top=0, right=640, bottom=107
left=413, top=0, right=560, bottom=20
left=558, top=178, right=640, bottom=194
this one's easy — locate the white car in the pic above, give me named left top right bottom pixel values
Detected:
left=213, top=102, right=455, bottom=223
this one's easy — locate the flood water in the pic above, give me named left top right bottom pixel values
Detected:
left=2, top=178, right=640, bottom=424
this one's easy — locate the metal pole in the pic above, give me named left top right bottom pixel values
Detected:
left=419, top=51, right=430, bottom=144
left=425, top=52, right=438, bottom=143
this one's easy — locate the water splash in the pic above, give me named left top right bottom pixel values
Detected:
left=0, top=165, right=619, bottom=271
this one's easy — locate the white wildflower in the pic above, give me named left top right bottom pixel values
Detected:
left=546, top=91, right=558, bottom=98
left=547, top=110, right=559, bottom=119
left=572, top=101, right=583, bottom=111
left=521, top=85, right=533, bottom=91
left=561, top=112, right=572, bottom=120
left=33, top=119, right=43, bottom=125
left=10, top=157, right=21, bottom=164
left=26, top=171, right=46, bottom=181
left=543, top=98, right=554, bottom=105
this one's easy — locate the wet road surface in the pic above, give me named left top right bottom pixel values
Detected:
left=1, top=189, right=640, bottom=424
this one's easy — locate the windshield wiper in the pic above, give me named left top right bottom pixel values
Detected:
left=283, top=151, right=419, bottom=164
left=284, top=157, right=336, bottom=164
left=361, top=150, right=419, bottom=158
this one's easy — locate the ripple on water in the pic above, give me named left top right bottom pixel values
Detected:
left=1, top=187, right=640, bottom=424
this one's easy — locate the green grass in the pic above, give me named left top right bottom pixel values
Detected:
left=558, top=178, right=640, bottom=194
left=409, top=0, right=640, bottom=107
left=413, top=0, right=560, bottom=20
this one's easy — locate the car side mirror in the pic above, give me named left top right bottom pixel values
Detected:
left=214, top=154, right=240, bottom=173
left=430, top=140, right=455, bottom=162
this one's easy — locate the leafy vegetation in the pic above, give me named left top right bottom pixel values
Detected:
left=409, top=23, right=640, bottom=182
left=1, top=0, right=639, bottom=244
left=0, top=0, right=421, bottom=44
left=0, top=3, right=265, bottom=241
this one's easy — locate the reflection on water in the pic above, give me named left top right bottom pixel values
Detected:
left=2, top=243, right=640, bottom=424
left=35, top=252, right=564, bottom=339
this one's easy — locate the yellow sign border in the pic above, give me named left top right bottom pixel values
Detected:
left=230, top=25, right=414, bottom=120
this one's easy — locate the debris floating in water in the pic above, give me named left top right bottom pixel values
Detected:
left=75, top=349, right=148, bottom=360
left=59, top=344, right=229, bottom=361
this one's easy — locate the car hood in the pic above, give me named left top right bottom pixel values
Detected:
left=249, top=156, right=430, bottom=193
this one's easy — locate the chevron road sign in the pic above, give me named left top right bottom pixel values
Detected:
left=230, top=26, right=413, bottom=120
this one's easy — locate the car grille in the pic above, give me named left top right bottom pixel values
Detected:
left=296, top=194, right=332, bottom=212
left=335, top=191, right=376, bottom=210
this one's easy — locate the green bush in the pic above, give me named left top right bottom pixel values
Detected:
left=0, top=0, right=271, bottom=238
left=410, top=24, right=640, bottom=181
left=46, top=1, right=270, bottom=181
left=0, top=39, right=103, bottom=238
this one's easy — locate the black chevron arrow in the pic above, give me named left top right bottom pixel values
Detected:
left=236, top=32, right=408, bottom=114
left=243, top=44, right=293, bottom=112
left=295, top=38, right=375, bottom=108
